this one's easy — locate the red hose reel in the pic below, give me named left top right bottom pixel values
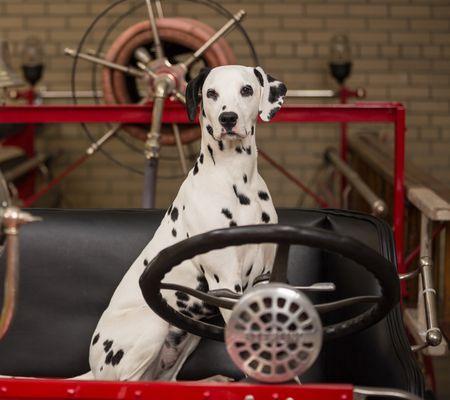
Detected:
left=102, top=18, right=236, bottom=145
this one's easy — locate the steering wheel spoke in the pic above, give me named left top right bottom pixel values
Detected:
left=269, top=243, right=290, bottom=283
left=160, top=282, right=236, bottom=310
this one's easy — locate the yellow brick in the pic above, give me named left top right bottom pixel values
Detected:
left=368, top=19, right=408, bottom=31
left=6, top=3, right=45, bottom=15
left=48, top=3, right=88, bottom=14
left=350, top=5, right=388, bottom=17
left=263, top=3, right=302, bottom=15
left=27, top=17, right=66, bottom=29
left=391, top=6, right=431, bottom=17
left=391, top=33, right=431, bottom=45
left=306, top=4, right=347, bottom=16
left=283, top=18, right=323, bottom=30
left=325, top=18, right=365, bottom=30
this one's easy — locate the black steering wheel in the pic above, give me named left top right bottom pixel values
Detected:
left=139, top=224, right=400, bottom=342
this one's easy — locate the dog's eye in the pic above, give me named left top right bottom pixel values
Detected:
left=240, top=85, right=253, bottom=97
left=206, top=89, right=218, bottom=100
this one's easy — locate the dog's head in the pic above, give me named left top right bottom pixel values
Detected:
left=186, top=65, right=287, bottom=141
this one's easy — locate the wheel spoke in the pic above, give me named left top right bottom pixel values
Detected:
left=172, top=123, right=188, bottom=175
left=180, top=9, right=246, bottom=70
left=145, top=0, right=164, bottom=60
left=269, top=244, right=290, bottom=283
left=64, top=48, right=146, bottom=79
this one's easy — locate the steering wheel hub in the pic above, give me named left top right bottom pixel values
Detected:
left=225, top=283, right=322, bottom=383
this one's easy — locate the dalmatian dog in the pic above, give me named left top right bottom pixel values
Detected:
left=87, top=65, right=287, bottom=381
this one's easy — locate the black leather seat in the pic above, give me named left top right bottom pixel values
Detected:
left=0, top=208, right=424, bottom=396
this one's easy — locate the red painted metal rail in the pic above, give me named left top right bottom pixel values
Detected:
left=0, top=378, right=353, bottom=400
left=0, top=102, right=406, bottom=273
left=0, top=103, right=399, bottom=124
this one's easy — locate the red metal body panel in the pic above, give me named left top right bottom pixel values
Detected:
left=0, top=102, right=406, bottom=274
left=0, top=379, right=353, bottom=400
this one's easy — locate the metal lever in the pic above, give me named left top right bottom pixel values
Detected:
left=0, top=207, right=41, bottom=340
left=325, top=148, right=387, bottom=217
left=417, top=256, right=442, bottom=349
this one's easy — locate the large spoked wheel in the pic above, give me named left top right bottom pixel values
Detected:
left=139, top=224, right=401, bottom=342
left=70, top=0, right=258, bottom=177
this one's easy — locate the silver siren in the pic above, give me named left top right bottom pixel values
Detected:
left=225, top=283, right=322, bottom=383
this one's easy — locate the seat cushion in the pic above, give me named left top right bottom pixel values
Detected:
left=0, top=208, right=424, bottom=396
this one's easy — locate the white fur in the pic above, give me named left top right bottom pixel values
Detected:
left=87, top=65, right=286, bottom=381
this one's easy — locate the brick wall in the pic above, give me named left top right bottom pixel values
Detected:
left=1, top=0, right=449, bottom=208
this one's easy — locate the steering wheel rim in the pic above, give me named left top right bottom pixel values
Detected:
left=139, top=224, right=400, bottom=342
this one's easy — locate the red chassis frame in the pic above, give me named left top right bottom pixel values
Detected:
left=0, top=102, right=406, bottom=274
left=0, top=378, right=353, bottom=400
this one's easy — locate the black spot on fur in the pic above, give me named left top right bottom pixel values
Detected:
left=222, top=105, right=226, bottom=110
left=167, top=331, right=187, bottom=346
left=254, top=68, right=264, bottom=86
left=235, top=146, right=242, bottom=154
left=143, top=259, right=148, bottom=266
left=218, top=140, right=224, bottom=151
left=206, top=125, right=213, bottom=136
left=105, top=350, right=113, bottom=365
left=186, top=232, right=189, bottom=238
left=229, top=220, right=237, bottom=227
left=172, top=228, right=177, bottom=237
left=183, top=205, right=185, bottom=211
left=245, top=146, right=251, bottom=155
left=269, top=83, right=287, bottom=103
left=207, top=144, right=215, bottom=164
left=243, top=282, right=248, bottom=291
left=202, top=107, right=206, bottom=118
left=111, top=350, right=124, bottom=366
left=92, top=333, right=99, bottom=346
left=171, top=207, right=179, bottom=222
left=100, top=366, right=103, bottom=371
left=262, top=212, right=270, bottom=223
left=268, top=106, right=281, bottom=120
left=214, top=274, right=220, bottom=283
left=193, top=162, right=199, bottom=175
left=103, top=340, right=113, bottom=353
left=234, top=284, right=242, bottom=293
left=176, top=300, right=187, bottom=309
left=267, top=74, right=276, bottom=82
left=197, top=274, right=209, bottom=292
left=189, top=303, right=203, bottom=315
left=221, top=208, right=233, bottom=219
left=251, top=126, right=255, bottom=135
left=167, top=204, right=172, bottom=215
left=233, top=184, right=250, bottom=205
left=246, top=265, right=253, bottom=277
left=176, top=291, right=189, bottom=301
left=243, top=174, right=248, bottom=183
left=200, top=265, right=205, bottom=274
left=258, top=191, right=270, bottom=201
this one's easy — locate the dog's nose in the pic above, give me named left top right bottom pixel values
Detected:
left=218, top=112, right=238, bottom=129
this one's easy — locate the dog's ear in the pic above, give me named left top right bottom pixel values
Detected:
left=254, top=66, right=287, bottom=122
left=185, top=67, right=212, bottom=122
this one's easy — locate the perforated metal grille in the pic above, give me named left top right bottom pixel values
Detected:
left=225, top=284, right=322, bottom=383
